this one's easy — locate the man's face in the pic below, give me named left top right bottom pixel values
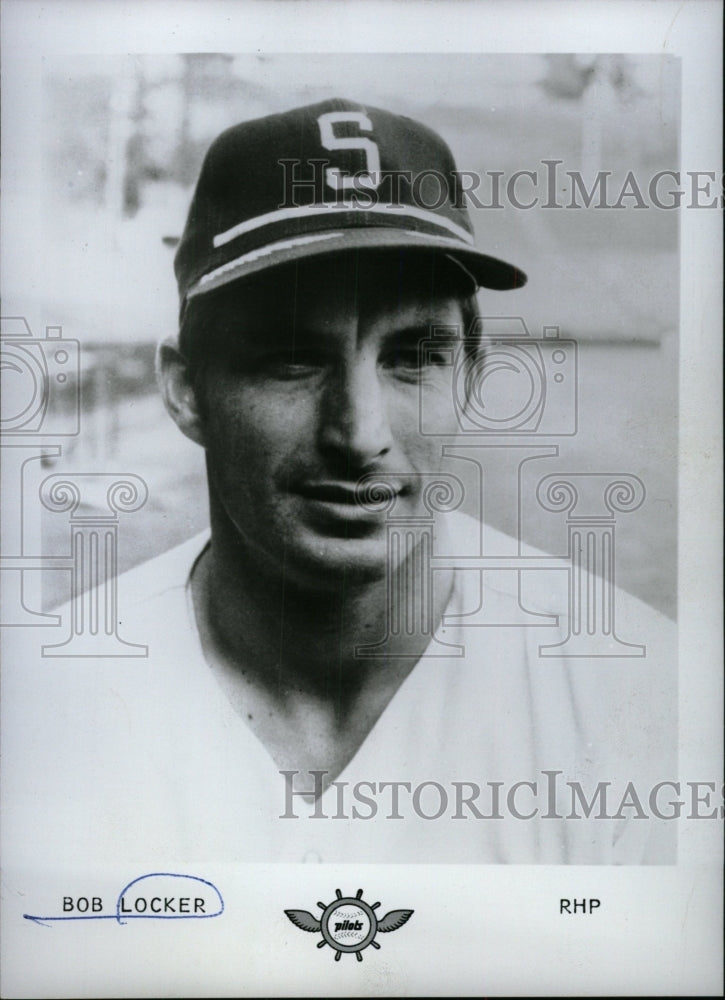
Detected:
left=192, top=253, right=467, bottom=588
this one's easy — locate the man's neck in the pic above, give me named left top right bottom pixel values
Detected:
left=192, top=525, right=452, bottom=699
left=188, top=518, right=454, bottom=785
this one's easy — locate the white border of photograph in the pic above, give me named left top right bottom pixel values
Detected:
left=1, top=1, right=721, bottom=996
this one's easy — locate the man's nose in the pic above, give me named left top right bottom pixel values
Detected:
left=318, top=359, right=393, bottom=468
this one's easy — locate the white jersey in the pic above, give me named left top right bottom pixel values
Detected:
left=4, top=514, right=676, bottom=866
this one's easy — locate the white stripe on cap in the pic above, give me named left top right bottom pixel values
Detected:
left=213, top=201, right=474, bottom=249
left=191, top=227, right=476, bottom=298
left=193, top=231, right=343, bottom=293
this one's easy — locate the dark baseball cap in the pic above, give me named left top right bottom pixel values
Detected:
left=174, top=97, right=526, bottom=307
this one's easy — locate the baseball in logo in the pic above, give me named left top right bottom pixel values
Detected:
left=285, top=888, right=413, bottom=962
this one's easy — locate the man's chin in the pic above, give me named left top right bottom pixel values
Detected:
left=286, top=535, right=392, bottom=589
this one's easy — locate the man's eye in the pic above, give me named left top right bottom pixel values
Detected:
left=424, top=350, right=455, bottom=366
left=387, top=350, right=422, bottom=369
left=383, top=348, right=453, bottom=375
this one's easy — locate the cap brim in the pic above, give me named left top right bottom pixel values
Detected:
left=187, top=227, right=526, bottom=301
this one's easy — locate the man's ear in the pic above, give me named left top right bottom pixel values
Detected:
left=156, top=337, right=206, bottom=448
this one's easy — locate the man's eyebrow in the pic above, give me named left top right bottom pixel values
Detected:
left=380, top=323, right=462, bottom=345
left=215, top=318, right=464, bottom=350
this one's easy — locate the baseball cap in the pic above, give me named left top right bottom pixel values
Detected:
left=174, top=97, right=526, bottom=308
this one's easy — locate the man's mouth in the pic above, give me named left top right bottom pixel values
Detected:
left=294, top=480, right=404, bottom=525
left=297, top=482, right=362, bottom=505
left=297, top=480, right=404, bottom=504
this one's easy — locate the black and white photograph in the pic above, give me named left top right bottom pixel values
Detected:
left=1, top=1, right=722, bottom=996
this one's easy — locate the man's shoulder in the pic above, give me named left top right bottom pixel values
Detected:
left=446, top=509, right=674, bottom=634
left=115, top=531, right=210, bottom=608
left=50, top=531, right=209, bottom=637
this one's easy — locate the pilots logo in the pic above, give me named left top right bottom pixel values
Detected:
left=285, top=888, right=413, bottom=962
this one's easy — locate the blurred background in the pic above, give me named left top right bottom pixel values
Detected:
left=11, top=53, right=678, bottom=615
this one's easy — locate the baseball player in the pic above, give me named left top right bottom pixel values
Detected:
left=5, top=99, right=676, bottom=865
